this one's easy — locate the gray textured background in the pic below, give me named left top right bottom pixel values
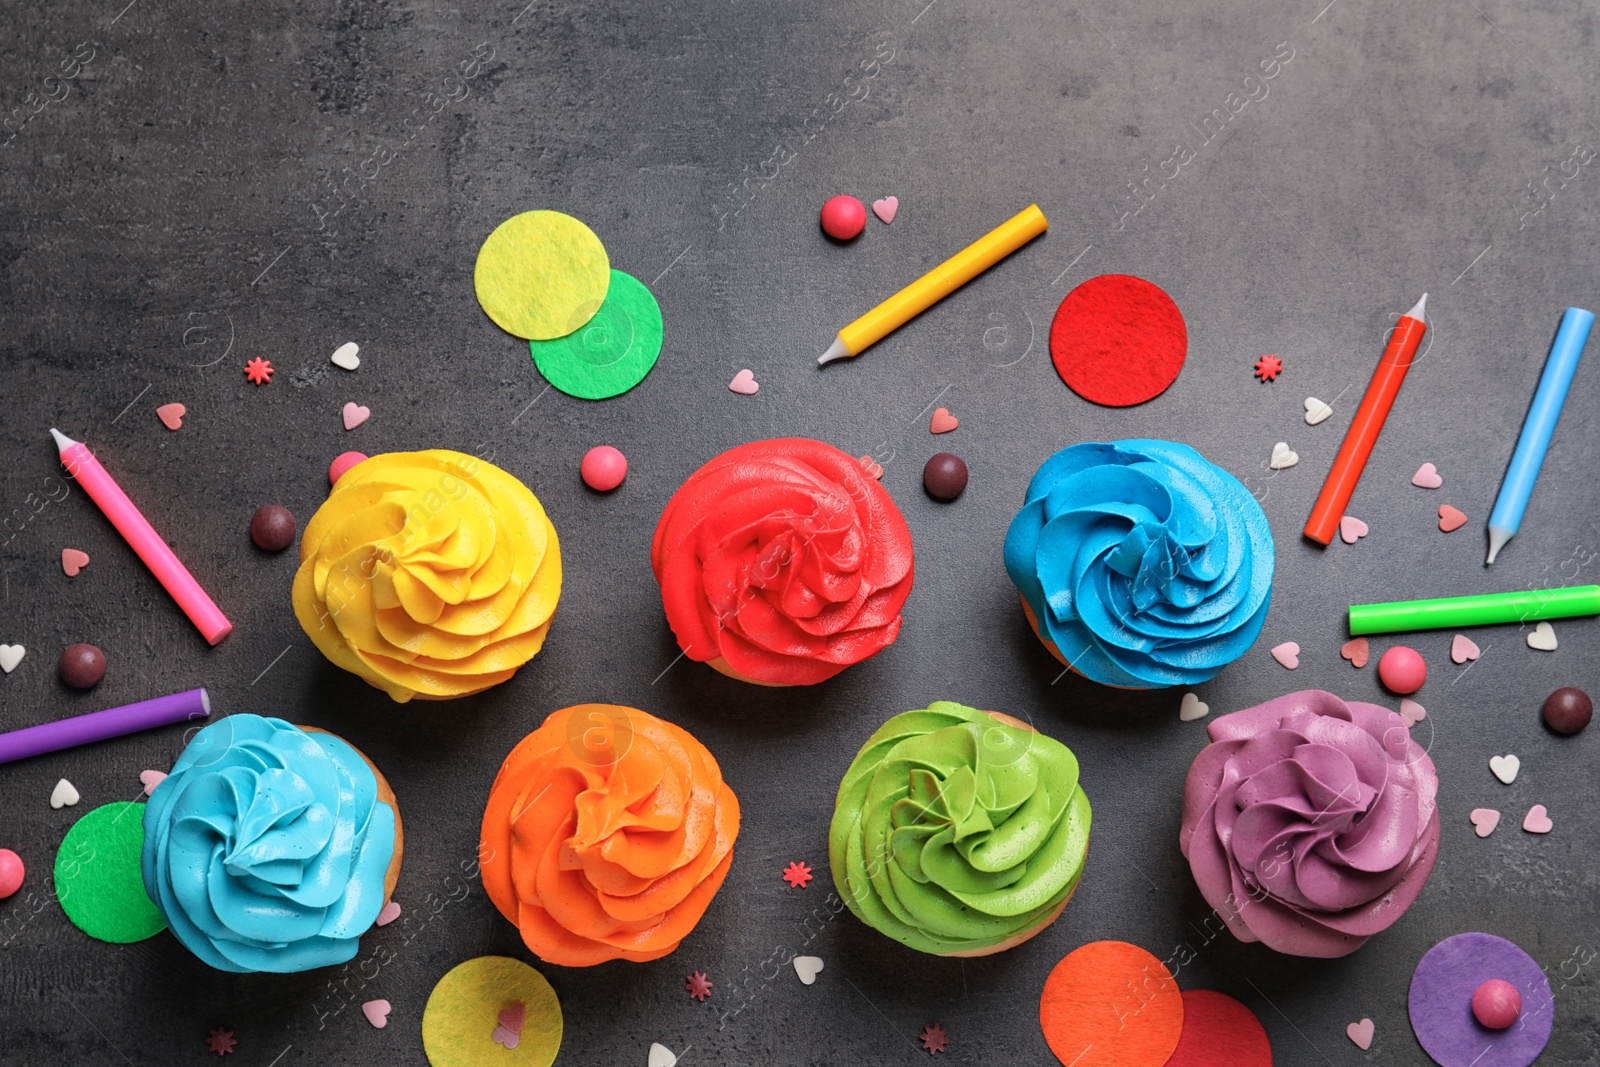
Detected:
left=2, top=0, right=1598, bottom=1064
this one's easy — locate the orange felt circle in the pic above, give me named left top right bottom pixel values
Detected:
left=1039, top=941, right=1184, bottom=1067
left=1165, top=989, right=1272, bottom=1067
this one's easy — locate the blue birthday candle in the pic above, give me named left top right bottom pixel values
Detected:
left=1486, top=306, right=1595, bottom=564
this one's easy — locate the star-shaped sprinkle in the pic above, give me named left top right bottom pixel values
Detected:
left=244, top=357, right=274, bottom=385
left=782, top=861, right=813, bottom=888
left=685, top=971, right=713, bottom=1001
left=205, top=1028, right=237, bottom=1056
left=1253, top=354, right=1282, bottom=382
left=920, top=1023, right=948, bottom=1055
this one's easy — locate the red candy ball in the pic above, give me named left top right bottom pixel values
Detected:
left=329, top=451, right=369, bottom=485
left=820, top=195, right=867, bottom=240
left=1377, top=645, right=1427, bottom=694
left=1471, top=978, right=1521, bottom=1030
left=580, top=445, right=628, bottom=492
left=0, top=848, right=24, bottom=899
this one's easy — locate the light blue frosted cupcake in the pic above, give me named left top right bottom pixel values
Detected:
left=1004, top=440, right=1273, bottom=688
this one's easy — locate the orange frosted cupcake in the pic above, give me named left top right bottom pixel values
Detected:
left=480, top=704, right=739, bottom=966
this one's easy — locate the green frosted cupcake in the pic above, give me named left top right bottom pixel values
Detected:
left=829, top=701, right=1091, bottom=956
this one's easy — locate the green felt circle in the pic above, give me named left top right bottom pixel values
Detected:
left=55, top=801, right=166, bottom=944
left=529, top=269, right=663, bottom=400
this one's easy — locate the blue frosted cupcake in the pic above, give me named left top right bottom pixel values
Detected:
left=142, top=715, right=401, bottom=972
left=1004, top=440, right=1273, bottom=689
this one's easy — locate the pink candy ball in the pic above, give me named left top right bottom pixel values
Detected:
left=580, top=446, right=628, bottom=492
left=1378, top=645, right=1427, bottom=694
left=329, top=451, right=369, bottom=486
left=1471, top=978, right=1521, bottom=1030
left=0, top=848, right=25, bottom=899
left=820, top=195, right=867, bottom=240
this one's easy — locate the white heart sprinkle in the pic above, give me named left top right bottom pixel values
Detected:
left=1489, top=754, right=1520, bottom=785
left=793, top=955, right=824, bottom=985
left=1399, top=698, right=1426, bottom=726
left=51, top=778, right=80, bottom=808
left=1179, top=692, right=1210, bottom=721
left=330, top=342, right=361, bottom=371
left=1269, top=442, right=1299, bottom=470
left=1303, top=397, right=1333, bottom=425
left=0, top=644, right=24, bottom=673
left=648, top=1043, right=679, bottom=1067
left=1527, top=622, right=1558, bottom=651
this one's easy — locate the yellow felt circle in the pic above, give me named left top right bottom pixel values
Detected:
left=474, top=211, right=611, bottom=340
left=422, top=956, right=563, bottom=1067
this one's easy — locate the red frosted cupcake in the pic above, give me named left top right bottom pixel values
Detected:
left=650, top=438, right=914, bottom=686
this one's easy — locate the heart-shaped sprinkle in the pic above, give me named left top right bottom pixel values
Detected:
left=330, top=342, right=361, bottom=371
left=871, top=196, right=898, bottom=224
left=930, top=407, right=958, bottom=434
left=0, top=644, right=24, bottom=673
left=858, top=456, right=883, bottom=480
left=1438, top=504, right=1468, bottom=532
left=376, top=900, right=402, bottom=926
left=1270, top=642, right=1300, bottom=669
left=1339, top=515, right=1369, bottom=543
left=61, top=548, right=90, bottom=577
left=1470, top=808, right=1501, bottom=837
left=1451, top=633, right=1480, bottom=664
left=793, top=956, right=824, bottom=985
left=342, top=402, right=370, bottom=431
left=139, top=770, right=167, bottom=795
left=1269, top=442, right=1299, bottom=470
left=1411, top=462, right=1442, bottom=489
left=1489, top=754, right=1520, bottom=785
left=729, top=369, right=759, bottom=395
left=1340, top=637, right=1369, bottom=668
left=648, top=1043, right=679, bottom=1067
left=492, top=1001, right=525, bottom=1049
left=51, top=778, right=80, bottom=808
left=1303, top=396, right=1333, bottom=425
left=1179, top=692, right=1209, bottom=721
left=156, top=403, right=186, bottom=431
left=1522, top=804, right=1553, bottom=834
left=361, top=999, right=390, bottom=1029
left=1527, top=622, right=1558, bottom=651
left=1346, top=1018, right=1374, bottom=1050
left=1400, top=698, right=1426, bottom=726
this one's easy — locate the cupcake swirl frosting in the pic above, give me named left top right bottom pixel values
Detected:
left=293, top=449, right=561, bottom=702
left=480, top=704, right=740, bottom=966
left=651, top=438, right=914, bottom=686
left=1179, top=690, right=1440, bottom=958
left=142, top=715, right=397, bottom=973
left=830, top=702, right=1091, bottom=955
left=1004, top=439, right=1273, bottom=688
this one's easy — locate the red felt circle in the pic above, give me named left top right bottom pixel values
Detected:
left=1164, top=989, right=1273, bottom=1067
left=1050, top=274, right=1187, bottom=406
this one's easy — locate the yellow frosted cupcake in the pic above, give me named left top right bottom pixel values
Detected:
left=293, top=450, right=561, bottom=701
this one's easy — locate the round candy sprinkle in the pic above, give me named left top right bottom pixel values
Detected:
left=0, top=848, right=24, bottom=898
left=1471, top=978, right=1522, bottom=1030
left=1378, top=645, right=1426, bottom=694
left=250, top=505, right=297, bottom=552
left=580, top=446, right=628, bottom=492
left=329, top=451, right=369, bottom=485
left=58, top=644, right=106, bottom=690
left=820, top=195, right=867, bottom=240
left=923, top=453, right=968, bottom=502
left=1542, top=686, right=1592, bottom=735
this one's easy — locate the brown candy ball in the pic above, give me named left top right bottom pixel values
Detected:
left=250, top=505, right=297, bottom=552
left=59, top=644, right=106, bottom=689
left=923, top=453, right=968, bottom=502
left=1542, top=686, right=1592, bottom=735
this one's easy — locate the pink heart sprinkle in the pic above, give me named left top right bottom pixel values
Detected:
left=871, top=195, right=898, bottom=224
left=342, top=402, right=371, bottom=430
left=1450, top=633, right=1480, bottom=664
left=1346, top=1018, right=1374, bottom=1050
left=1522, top=804, right=1553, bottom=834
left=929, top=407, right=958, bottom=434
left=1340, top=637, right=1369, bottom=668
left=1270, top=642, right=1300, bottom=669
left=361, top=999, right=391, bottom=1029
left=1411, top=462, right=1442, bottom=489
left=492, top=1002, right=525, bottom=1049
left=156, top=403, right=186, bottom=431
left=1438, top=504, right=1468, bottom=532
left=728, top=369, right=759, bottom=395
left=858, top=455, right=883, bottom=480
left=375, top=900, right=402, bottom=926
left=139, top=770, right=167, bottom=796
left=61, top=548, right=90, bottom=577
left=1400, top=698, right=1426, bottom=726
left=1470, top=808, right=1500, bottom=837
left=1339, top=515, right=1369, bottom=543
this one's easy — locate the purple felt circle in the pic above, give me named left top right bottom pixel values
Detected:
left=1408, top=932, right=1552, bottom=1067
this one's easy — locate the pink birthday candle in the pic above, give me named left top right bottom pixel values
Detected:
left=51, top=428, right=231, bottom=645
